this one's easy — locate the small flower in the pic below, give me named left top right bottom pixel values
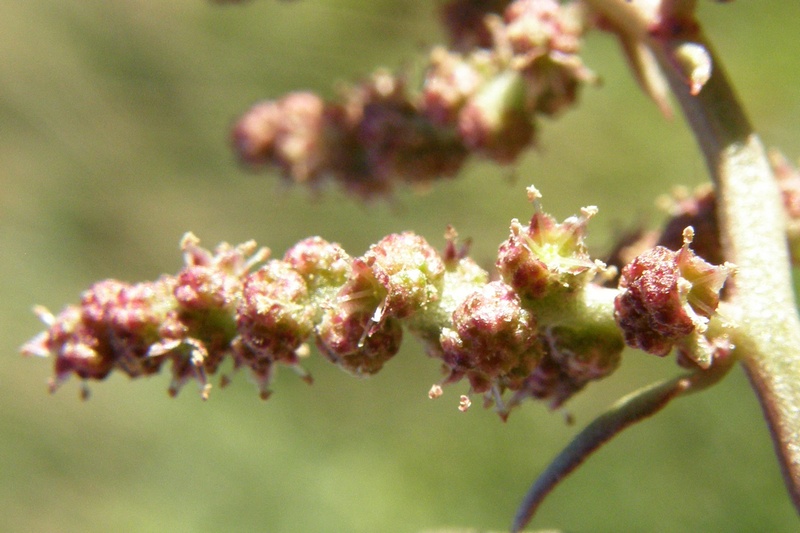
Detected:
left=314, top=256, right=404, bottom=377
left=282, top=236, right=351, bottom=291
left=422, top=48, right=483, bottom=127
left=458, top=70, right=534, bottom=163
left=428, top=383, right=444, bottom=399
left=232, top=92, right=328, bottom=183
left=315, top=306, right=403, bottom=377
left=439, top=281, right=541, bottom=394
left=510, top=345, right=583, bottom=409
left=458, top=394, right=472, bottom=412
left=614, top=229, right=732, bottom=366
left=363, top=232, right=446, bottom=320
left=497, top=188, right=601, bottom=298
left=235, top=260, right=316, bottom=396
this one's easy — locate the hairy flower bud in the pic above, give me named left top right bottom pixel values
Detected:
left=439, top=281, right=541, bottom=396
left=364, top=232, right=445, bottom=320
left=233, top=92, right=328, bottom=183
left=282, top=237, right=351, bottom=291
left=311, top=256, right=403, bottom=376
left=316, top=307, right=403, bottom=377
left=614, top=235, right=731, bottom=366
left=236, top=261, right=315, bottom=373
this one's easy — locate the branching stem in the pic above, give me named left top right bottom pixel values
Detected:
left=646, top=16, right=800, bottom=518
left=511, top=352, right=733, bottom=532
left=592, top=0, right=800, bottom=514
left=514, top=0, right=800, bottom=528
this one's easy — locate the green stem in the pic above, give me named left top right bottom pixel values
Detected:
left=646, top=27, right=800, bottom=516
left=511, top=350, right=735, bottom=532
left=587, top=0, right=800, bottom=513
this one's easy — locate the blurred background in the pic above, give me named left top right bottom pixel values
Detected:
left=3, top=1, right=800, bottom=531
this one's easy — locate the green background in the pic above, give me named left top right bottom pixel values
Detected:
left=3, top=1, right=800, bottom=531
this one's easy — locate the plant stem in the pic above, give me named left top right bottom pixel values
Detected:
left=511, top=353, right=733, bottom=532
left=630, top=3, right=800, bottom=513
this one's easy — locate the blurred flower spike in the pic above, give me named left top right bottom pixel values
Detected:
left=232, top=0, right=595, bottom=198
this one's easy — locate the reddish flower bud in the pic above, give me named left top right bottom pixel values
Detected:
left=232, top=92, right=328, bottom=183
left=282, top=237, right=351, bottom=290
left=545, top=325, right=623, bottom=383
left=510, top=349, right=581, bottom=409
left=174, top=266, right=240, bottom=311
left=237, top=261, right=314, bottom=364
left=315, top=307, right=403, bottom=377
left=422, top=48, right=483, bottom=127
left=614, top=236, right=731, bottom=364
left=504, top=0, right=582, bottom=57
left=439, top=281, right=541, bottom=394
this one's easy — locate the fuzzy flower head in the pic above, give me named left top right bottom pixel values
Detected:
left=363, top=232, right=446, bottom=320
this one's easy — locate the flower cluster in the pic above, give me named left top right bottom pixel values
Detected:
left=614, top=228, right=733, bottom=369
left=232, top=0, right=595, bottom=197
left=24, top=190, right=640, bottom=419
left=23, top=170, right=739, bottom=417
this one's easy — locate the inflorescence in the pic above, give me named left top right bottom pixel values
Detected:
left=232, top=0, right=595, bottom=198
left=22, top=187, right=734, bottom=419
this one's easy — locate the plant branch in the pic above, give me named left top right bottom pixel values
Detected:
left=511, top=354, right=733, bottom=532
left=589, top=0, right=800, bottom=514
left=648, top=22, right=800, bottom=518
